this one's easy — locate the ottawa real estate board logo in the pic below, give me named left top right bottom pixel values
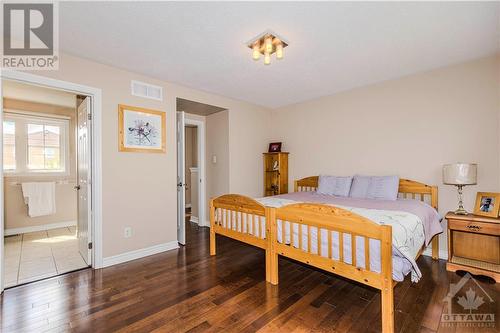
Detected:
left=2, top=2, right=59, bottom=70
left=441, top=273, right=496, bottom=329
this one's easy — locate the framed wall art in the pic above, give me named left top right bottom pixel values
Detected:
left=118, top=104, right=166, bottom=153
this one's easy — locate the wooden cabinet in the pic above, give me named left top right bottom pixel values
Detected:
left=445, top=212, right=500, bottom=282
left=263, top=152, right=289, bottom=196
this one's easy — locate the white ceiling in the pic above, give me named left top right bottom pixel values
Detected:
left=59, top=2, right=499, bottom=108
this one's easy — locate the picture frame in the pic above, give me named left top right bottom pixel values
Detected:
left=268, top=142, right=282, bottom=153
left=473, top=192, right=500, bottom=217
left=118, top=104, right=166, bottom=153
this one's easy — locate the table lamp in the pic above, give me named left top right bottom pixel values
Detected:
left=443, top=163, right=477, bottom=215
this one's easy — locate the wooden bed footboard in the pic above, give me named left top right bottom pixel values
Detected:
left=210, top=194, right=275, bottom=282
left=269, top=203, right=395, bottom=332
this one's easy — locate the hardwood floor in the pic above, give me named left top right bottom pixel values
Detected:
left=1, top=221, right=498, bottom=332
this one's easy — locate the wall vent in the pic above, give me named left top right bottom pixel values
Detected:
left=131, top=80, right=163, bottom=101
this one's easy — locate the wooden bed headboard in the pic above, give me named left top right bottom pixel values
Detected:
left=294, top=176, right=438, bottom=209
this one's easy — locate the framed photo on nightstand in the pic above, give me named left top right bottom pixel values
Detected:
left=473, top=192, right=500, bottom=217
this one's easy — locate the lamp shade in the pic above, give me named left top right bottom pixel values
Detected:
left=443, top=163, right=477, bottom=185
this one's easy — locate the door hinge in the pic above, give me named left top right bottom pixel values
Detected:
left=88, top=242, right=93, bottom=250
left=88, top=113, right=92, bottom=121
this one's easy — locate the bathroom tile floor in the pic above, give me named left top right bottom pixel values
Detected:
left=4, top=226, right=89, bottom=288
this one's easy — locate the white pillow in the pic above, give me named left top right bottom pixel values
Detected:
left=349, top=175, right=400, bottom=201
left=317, top=175, right=353, bottom=197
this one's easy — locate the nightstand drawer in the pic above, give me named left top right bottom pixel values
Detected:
left=448, top=219, right=500, bottom=236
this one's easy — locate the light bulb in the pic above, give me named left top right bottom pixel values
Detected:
left=264, top=52, right=271, bottom=65
left=265, top=36, right=273, bottom=53
left=252, top=43, right=260, bottom=61
left=276, top=42, right=283, bottom=60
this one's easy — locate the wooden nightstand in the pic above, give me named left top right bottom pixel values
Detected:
left=445, top=212, right=500, bottom=282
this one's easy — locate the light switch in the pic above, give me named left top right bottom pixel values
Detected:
left=212, top=155, right=217, bottom=164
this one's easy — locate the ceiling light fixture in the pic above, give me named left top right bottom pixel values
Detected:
left=247, top=31, right=288, bottom=65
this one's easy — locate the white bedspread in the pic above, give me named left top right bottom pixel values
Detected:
left=257, top=196, right=425, bottom=282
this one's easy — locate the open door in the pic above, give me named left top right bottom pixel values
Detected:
left=177, top=111, right=186, bottom=245
left=77, top=97, right=92, bottom=265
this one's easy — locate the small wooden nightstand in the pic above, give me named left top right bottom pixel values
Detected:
left=445, top=212, right=500, bottom=282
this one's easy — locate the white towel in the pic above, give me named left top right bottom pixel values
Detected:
left=21, top=182, right=56, bottom=217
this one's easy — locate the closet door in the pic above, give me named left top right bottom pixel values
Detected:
left=177, top=111, right=186, bottom=245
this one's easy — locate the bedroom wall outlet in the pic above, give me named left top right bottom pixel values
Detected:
left=124, top=227, right=132, bottom=238
left=212, top=155, right=217, bottom=164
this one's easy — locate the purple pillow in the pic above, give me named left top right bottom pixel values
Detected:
left=349, top=175, right=371, bottom=198
left=349, top=175, right=400, bottom=201
left=317, top=175, right=353, bottom=197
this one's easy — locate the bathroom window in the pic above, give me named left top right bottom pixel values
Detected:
left=3, top=113, right=70, bottom=175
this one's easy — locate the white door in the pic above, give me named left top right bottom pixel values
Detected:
left=177, top=111, right=186, bottom=245
left=77, top=97, right=92, bottom=265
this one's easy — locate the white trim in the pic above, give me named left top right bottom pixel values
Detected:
left=185, top=204, right=192, bottom=209
left=5, top=109, right=71, bottom=120
left=0, top=70, right=104, bottom=294
left=0, top=76, right=4, bottom=291
left=423, top=247, right=448, bottom=260
left=102, top=241, right=179, bottom=268
left=183, top=117, right=206, bottom=231
left=189, top=167, right=198, bottom=173
left=5, top=220, right=77, bottom=236
left=189, top=216, right=199, bottom=224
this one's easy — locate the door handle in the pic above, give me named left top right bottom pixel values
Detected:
left=177, top=182, right=186, bottom=187
left=74, top=185, right=81, bottom=190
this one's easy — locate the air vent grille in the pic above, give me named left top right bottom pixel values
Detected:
left=131, top=80, right=163, bottom=101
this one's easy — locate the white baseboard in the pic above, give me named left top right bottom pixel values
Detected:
left=189, top=216, right=199, bottom=224
left=102, top=241, right=179, bottom=268
left=5, top=220, right=77, bottom=236
left=422, top=247, right=448, bottom=260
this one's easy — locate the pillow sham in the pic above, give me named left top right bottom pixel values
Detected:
left=349, top=175, right=371, bottom=198
left=349, top=175, right=400, bottom=201
left=317, top=175, right=353, bottom=197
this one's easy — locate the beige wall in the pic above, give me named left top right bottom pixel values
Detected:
left=228, top=106, right=272, bottom=196
left=3, top=98, right=77, bottom=230
left=206, top=110, right=230, bottom=219
left=19, top=53, right=269, bottom=257
left=271, top=55, right=500, bottom=255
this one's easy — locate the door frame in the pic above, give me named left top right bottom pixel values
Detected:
left=0, top=70, right=103, bottom=292
left=184, top=117, right=206, bottom=228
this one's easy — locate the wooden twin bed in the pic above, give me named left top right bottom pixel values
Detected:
left=209, top=176, right=439, bottom=333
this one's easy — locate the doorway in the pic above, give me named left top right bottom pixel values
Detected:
left=0, top=72, right=103, bottom=292
left=176, top=98, right=226, bottom=245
